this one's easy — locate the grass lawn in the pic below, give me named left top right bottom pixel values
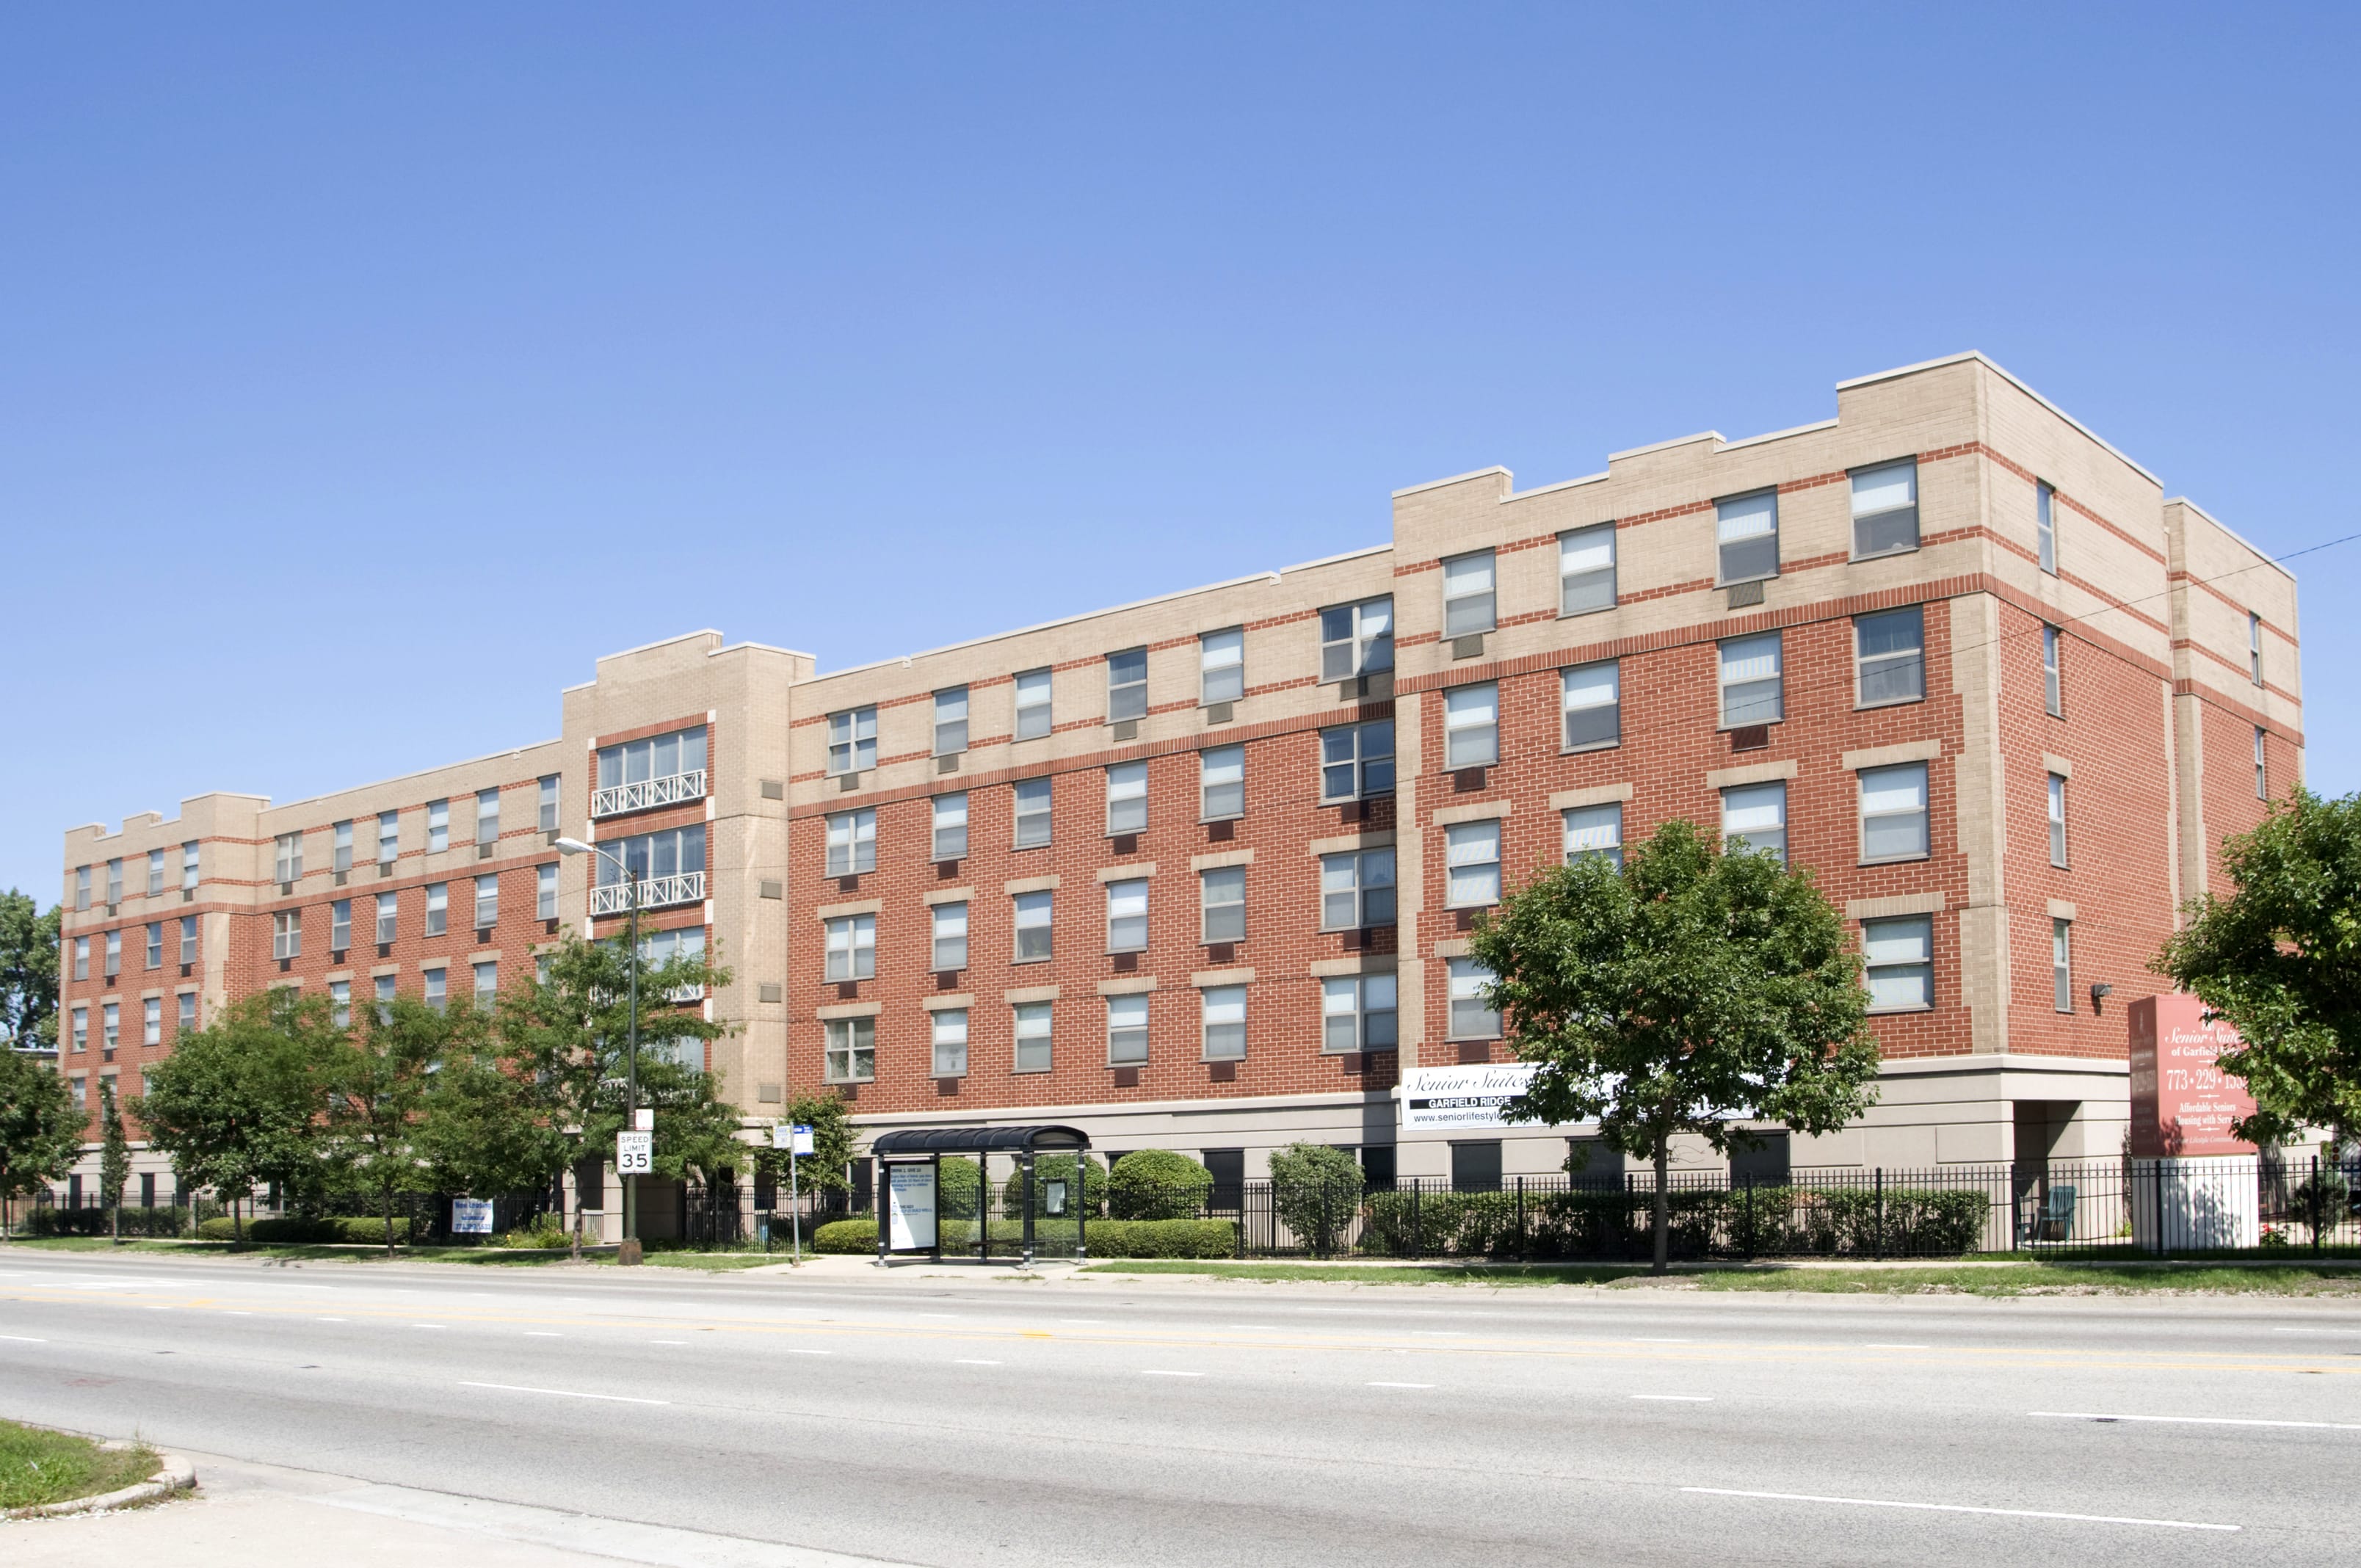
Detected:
left=0, top=1420, right=158, bottom=1511
left=1080, top=1258, right=2361, bottom=1294
left=5, top=1235, right=784, bottom=1269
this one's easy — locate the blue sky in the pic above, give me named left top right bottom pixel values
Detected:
left=4, top=4, right=2356, bottom=902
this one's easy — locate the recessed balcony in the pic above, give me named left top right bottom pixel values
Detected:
left=590, top=769, right=707, bottom=821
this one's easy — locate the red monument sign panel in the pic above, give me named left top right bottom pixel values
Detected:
left=2128, top=992, right=2258, bottom=1158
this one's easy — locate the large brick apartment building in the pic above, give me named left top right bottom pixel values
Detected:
left=53, top=354, right=2302, bottom=1205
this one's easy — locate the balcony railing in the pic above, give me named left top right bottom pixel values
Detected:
left=590, top=769, right=708, bottom=820
left=589, top=870, right=706, bottom=917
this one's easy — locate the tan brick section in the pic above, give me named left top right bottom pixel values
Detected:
left=54, top=355, right=2302, bottom=1191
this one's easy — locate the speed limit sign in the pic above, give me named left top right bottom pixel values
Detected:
left=617, top=1130, right=653, bottom=1175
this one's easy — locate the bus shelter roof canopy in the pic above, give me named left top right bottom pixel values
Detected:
left=869, top=1125, right=1092, bottom=1158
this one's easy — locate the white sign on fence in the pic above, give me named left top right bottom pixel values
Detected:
left=885, top=1164, right=938, bottom=1252
left=617, top=1130, right=654, bottom=1175
left=450, top=1197, right=494, bottom=1234
left=1398, top=1064, right=1544, bottom=1131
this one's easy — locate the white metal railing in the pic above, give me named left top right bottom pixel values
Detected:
left=589, top=870, right=706, bottom=917
left=590, top=769, right=708, bottom=820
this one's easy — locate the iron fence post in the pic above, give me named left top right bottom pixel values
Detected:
left=1411, top=1179, right=1422, bottom=1261
left=2312, top=1153, right=2322, bottom=1255
left=1515, top=1176, right=1526, bottom=1260
left=1744, top=1173, right=1755, bottom=1262
left=1874, top=1168, right=1885, bottom=1261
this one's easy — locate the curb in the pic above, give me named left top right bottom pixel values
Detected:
left=7, top=1443, right=196, bottom=1519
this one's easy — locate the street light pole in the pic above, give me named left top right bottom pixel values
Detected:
left=555, top=836, right=644, bottom=1266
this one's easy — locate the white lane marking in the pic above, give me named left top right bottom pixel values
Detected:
left=0, top=1335, right=48, bottom=1343
left=524, top=1332, right=563, bottom=1338
left=317, top=1317, right=347, bottom=1323
left=459, top=1381, right=668, bottom=1406
left=650, top=1340, right=690, bottom=1346
left=2272, top=1326, right=2361, bottom=1335
left=224, top=1310, right=253, bottom=1316
left=411, top=1324, right=446, bottom=1330
left=954, top=1359, right=1002, bottom=1366
left=782, top=1349, right=832, bottom=1356
left=1142, top=1370, right=1204, bottom=1378
left=1369, top=1381, right=1434, bottom=1389
left=1631, top=1337, right=1692, bottom=1343
left=1227, top=1324, right=1283, bottom=1331
left=2032, top=1411, right=2361, bottom=1432
left=1633, top=1395, right=1713, bottom=1402
left=1865, top=1343, right=1931, bottom=1349
left=1680, top=1487, right=2237, bottom=1532
left=917, top=1314, right=960, bottom=1320
left=1058, top=1318, right=1105, bottom=1325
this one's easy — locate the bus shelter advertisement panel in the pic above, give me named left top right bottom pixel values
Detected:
left=885, top=1164, right=938, bottom=1251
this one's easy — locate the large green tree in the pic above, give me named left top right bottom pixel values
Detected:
left=131, top=992, right=338, bottom=1241
left=1473, top=819, right=1882, bottom=1272
left=0, top=890, right=61, bottom=1052
left=326, top=995, right=457, bottom=1253
left=2156, top=788, right=2361, bottom=1149
left=0, top=1049, right=80, bottom=1239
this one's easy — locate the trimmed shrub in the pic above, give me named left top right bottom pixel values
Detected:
left=1107, top=1151, right=1214, bottom=1220
left=192, top=1215, right=413, bottom=1245
left=805, top=1215, right=1235, bottom=1259
left=335, top=1216, right=412, bottom=1246
left=812, top=1218, right=877, bottom=1253
left=1269, top=1144, right=1362, bottom=1255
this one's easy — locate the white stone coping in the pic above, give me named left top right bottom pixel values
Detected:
left=1429, top=800, right=1510, bottom=827
left=814, top=899, right=880, bottom=920
left=1308, top=830, right=1394, bottom=856
left=1097, top=977, right=1158, bottom=995
left=2047, top=898, right=2078, bottom=920
left=920, top=992, right=972, bottom=1010
left=1004, top=874, right=1062, bottom=895
left=1190, top=966, right=1255, bottom=987
left=1549, top=783, right=1633, bottom=810
left=1189, top=848, right=1256, bottom=871
left=1098, top=863, right=1156, bottom=882
left=1308, top=955, right=1397, bottom=976
left=2042, top=752, right=2074, bottom=777
left=1706, top=759, right=1799, bottom=789
left=815, top=1001, right=880, bottom=1020
left=921, top=886, right=971, bottom=906
left=1005, top=984, right=1061, bottom=1003
left=1842, top=738, right=1944, bottom=770
left=1846, top=891, right=1948, bottom=918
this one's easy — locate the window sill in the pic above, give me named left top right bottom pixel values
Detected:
left=1867, top=1004, right=1934, bottom=1016
left=1853, top=696, right=1926, bottom=712
left=1850, top=545, right=1921, bottom=564
left=1857, top=853, right=1932, bottom=867
left=1011, top=955, right=1052, bottom=966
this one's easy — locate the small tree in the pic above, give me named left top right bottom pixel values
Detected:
left=2155, top=788, right=2361, bottom=1149
left=327, top=995, right=456, bottom=1254
left=0, top=1049, right=80, bottom=1241
left=133, top=992, right=337, bottom=1243
left=98, top=1081, right=131, bottom=1242
left=1474, top=819, right=1881, bottom=1273
left=1269, top=1141, right=1361, bottom=1255
left=754, top=1092, right=857, bottom=1210
left=1108, top=1150, right=1214, bottom=1219
left=0, top=892, right=62, bottom=1053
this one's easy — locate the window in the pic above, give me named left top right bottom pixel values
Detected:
left=142, top=996, right=161, bottom=1047
left=1319, top=720, right=1396, bottom=802
left=2255, top=727, right=2268, bottom=800
left=931, top=901, right=968, bottom=970
left=75, top=865, right=90, bottom=910
left=423, top=967, right=447, bottom=1013
left=1564, top=803, right=1624, bottom=868
left=825, top=809, right=877, bottom=876
left=376, top=892, right=398, bottom=945
left=1719, top=632, right=1783, bottom=726
left=1446, top=819, right=1501, bottom=907
left=474, top=874, right=498, bottom=930
left=932, top=794, right=968, bottom=860
left=145, top=922, right=162, bottom=969
left=73, top=937, right=87, bottom=981
left=104, top=929, right=120, bottom=977
left=1013, top=1002, right=1053, bottom=1073
left=2047, top=773, right=2068, bottom=867
left=1559, top=523, right=1617, bottom=615
left=1106, top=647, right=1148, bottom=722
left=1716, top=490, right=1779, bottom=584
left=374, top=973, right=396, bottom=1014
left=1200, top=628, right=1244, bottom=705
left=1863, top=916, right=1933, bottom=1012
left=427, top=800, right=449, bottom=853
left=71, top=1008, right=86, bottom=1051
left=534, top=954, right=551, bottom=987
left=637, top=925, right=706, bottom=979
left=1319, top=596, right=1394, bottom=682
left=1201, top=985, right=1247, bottom=1059
left=1106, top=762, right=1148, bottom=835
left=102, top=1002, right=119, bottom=1049
left=331, top=821, right=352, bottom=874
left=176, top=992, right=195, bottom=1032
left=1200, top=745, right=1244, bottom=820
left=1013, top=667, right=1053, bottom=740
left=596, top=728, right=708, bottom=796
left=146, top=848, right=165, bottom=897
left=474, top=961, right=498, bottom=1006
left=330, top=981, right=350, bottom=1028
left=273, top=910, right=301, bottom=961
left=1013, top=777, right=1053, bottom=848
left=1200, top=865, right=1246, bottom=943
left=1447, top=958, right=1501, bottom=1039
left=824, top=915, right=876, bottom=981
left=106, top=859, right=123, bottom=905
left=537, top=863, right=557, bottom=921
left=1442, top=550, right=1497, bottom=636
left=1321, top=974, right=1397, bottom=1053
left=933, top=687, right=969, bottom=755
left=1106, top=879, right=1148, bottom=951
left=2051, top=919, right=2072, bottom=1012
left=592, top=825, right=707, bottom=893
left=1321, top=848, right=1397, bottom=930
left=178, top=915, right=197, bottom=965
left=182, top=841, right=199, bottom=890
left=1106, top=994, right=1149, bottom=1065
left=1855, top=607, right=1925, bottom=707
left=476, top=788, right=499, bottom=850
left=275, top=832, right=302, bottom=883
left=1443, top=683, right=1498, bottom=769
left=538, top=774, right=559, bottom=832
left=330, top=899, right=351, bottom=952
left=1721, top=782, right=1787, bottom=864
left=377, top=810, right=399, bottom=865
left=1851, top=460, right=1919, bottom=558
left=2035, top=482, right=2058, bottom=574
left=1860, top=763, right=1930, bottom=863
left=2249, top=611, right=2263, bottom=686
left=1013, top=890, right=1053, bottom=962
left=2042, top=625, right=2063, bottom=716
left=931, top=1009, right=968, bottom=1077
left=1562, top=661, right=1620, bottom=751
left=827, top=708, right=877, bottom=775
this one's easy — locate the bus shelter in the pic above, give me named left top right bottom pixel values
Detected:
left=871, top=1125, right=1092, bottom=1266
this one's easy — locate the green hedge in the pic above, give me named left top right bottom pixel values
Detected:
left=808, top=1216, right=1234, bottom=1259
left=1357, top=1185, right=1988, bottom=1259
left=195, top=1216, right=413, bottom=1245
left=20, top=1206, right=191, bottom=1238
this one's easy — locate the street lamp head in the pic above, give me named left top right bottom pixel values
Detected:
left=554, top=837, right=594, bottom=855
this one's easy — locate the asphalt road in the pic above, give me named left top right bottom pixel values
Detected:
left=2, top=1251, right=2357, bottom=1567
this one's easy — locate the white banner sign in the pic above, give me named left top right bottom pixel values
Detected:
left=1399, top=1064, right=1548, bottom=1131
left=450, top=1197, right=494, bottom=1235
left=885, top=1164, right=938, bottom=1252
